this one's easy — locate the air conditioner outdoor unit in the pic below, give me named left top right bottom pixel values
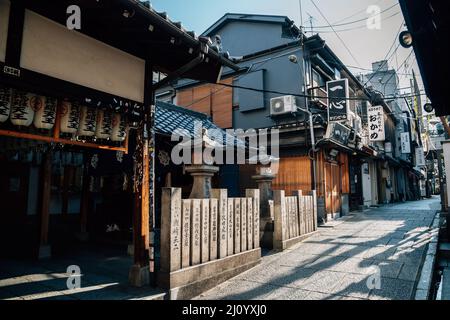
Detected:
left=270, top=95, right=300, bottom=116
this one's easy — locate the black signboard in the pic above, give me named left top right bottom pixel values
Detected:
left=327, top=78, right=349, bottom=122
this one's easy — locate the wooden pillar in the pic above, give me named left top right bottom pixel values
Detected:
left=38, top=149, right=52, bottom=259
left=129, top=60, right=153, bottom=287
left=129, top=120, right=151, bottom=287
left=61, top=166, right=74, bottom=217
left=77, top=156, right=90, bottom=241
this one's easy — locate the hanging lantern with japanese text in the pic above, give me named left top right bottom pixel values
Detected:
left=34, top=96, right=57, bottom=130
left=60, top=100, right=81, bottom=134
left=95, top=109, right=113, bottom=139
left=111, top=113, right=127, bottom=142
left=0, top=85, right=12, bottom=123
left=10, top=91, right=38, bottom=127
left=78, top=106, right=97, bottom=137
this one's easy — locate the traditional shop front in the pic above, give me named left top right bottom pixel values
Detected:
left=0, top=0, right=236, bottom=290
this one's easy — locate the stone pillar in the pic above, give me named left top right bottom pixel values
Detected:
left=252, top=167, right=276, bottom=249
left=185, top=165, right=219, bottom=199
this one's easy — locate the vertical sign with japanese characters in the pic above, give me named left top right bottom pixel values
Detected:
left=401, top=132, right=411, bottom=154
left=367, top=106, right=385, bottom=141
left=327, top=79, right=349, bottom=122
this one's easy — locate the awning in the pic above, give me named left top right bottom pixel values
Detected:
left=399, top=0, right=450, bottom=116
left=21, top=0, right=239, bottom=83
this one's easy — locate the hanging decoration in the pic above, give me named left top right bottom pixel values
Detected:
left=10, top=91, right=36, bottom=127
left=95, top=109, right=113, bottom=139
left=158, top=150, right=170, bottom=166
left=78, top=106, right=97, bottom=136
left=0, top=85, right=12, bottom=123
left=116, top=150, right=124, bottom=163
left=60, top=100, right=81, bottom=134
left=90, top=154, right=99, bottom=169
left=34, top=96, right=57, bottom=130
left=111, top=113, right=127, bottom=142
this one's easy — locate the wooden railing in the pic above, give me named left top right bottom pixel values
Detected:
left=160, top=188, right=260, bottom=273
left=273, top=190, right=318, bottom=250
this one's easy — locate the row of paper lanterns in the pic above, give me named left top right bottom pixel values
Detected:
left=0, top=86, right=127, bottom=142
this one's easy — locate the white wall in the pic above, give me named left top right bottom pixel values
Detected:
left=0, top=0, right=10, bottom=62
left=20, top=10, right=145, bottom=102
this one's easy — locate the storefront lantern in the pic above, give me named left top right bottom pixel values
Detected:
left=60, top=100, right=80, bottom=134
left=34, top=96, right=57, bottom=130
left=77, top=106, right=97, bottom=137
left=111, top=113, right=127, bottom=142
left=10, top=91, right=37, bottom=127
left=0, top=86, right=12, bottom=123
left=95, top=109, right=113, bottom=139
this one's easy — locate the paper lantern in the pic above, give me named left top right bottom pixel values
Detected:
left=60, top=100, right=80, bottom=134
left=0, top=86, right=12, bottom=123
left=10, top=91, right=37, bottom=127
left=95, top=110, right=112, bottom=139
left=34, top=96, right=57, bottom=130
left=77, top=106, right=97, bottom=136
left=111, top=113, right=127, bottom=142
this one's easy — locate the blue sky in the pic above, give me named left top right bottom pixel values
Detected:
left=150, top=0, right=421, bottom=90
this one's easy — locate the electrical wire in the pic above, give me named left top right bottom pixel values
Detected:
left=306, top=3, right=399, bottom=29
left=362, top=20, right=404, bottom=87
left=304, top=11, right=401, bottom=34
left=310, top=0, right=362, bottom=67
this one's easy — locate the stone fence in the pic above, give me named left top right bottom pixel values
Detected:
left=273, top=190, right=318, bottom=250
left=157, top=188, right=261, bottom=299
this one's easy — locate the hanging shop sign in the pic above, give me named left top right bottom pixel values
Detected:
left=34, top=96, right=57, bottom=130
left=401, top=132, right=411, bottom=154
left=77, top=106, right=97, bottom=137
left=415, top=147, right=426, bottom=166
left=367, top=105, right=385, bottom=141
left=111, top=113, right=127, bottom=142
left=95, top=110, right=113, bottom=139
left=324, top=121, right=352, bottom=146
left=327, top=78, right=349, bottom=122
left=0, top=86, right=12, bottom=123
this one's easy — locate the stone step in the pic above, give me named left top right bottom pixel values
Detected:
left=442, top=268, right=450, bottom=300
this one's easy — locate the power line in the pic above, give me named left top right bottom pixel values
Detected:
left=304, top=11, right=401, bottom=34
left=307, top=3, right=399, bottom=29
left=310, top=0, right=362, bottom=67
left=362, top=20, right=404, bottom=87
left=331, top=0, right=384, bottom=24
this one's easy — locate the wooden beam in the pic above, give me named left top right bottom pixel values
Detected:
left=0, top=129, right=129, bottom=153
left=5, top=0, right=25, bottom=67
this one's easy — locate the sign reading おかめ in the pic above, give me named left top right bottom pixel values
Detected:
left=367, top=106, right=385, bottom=141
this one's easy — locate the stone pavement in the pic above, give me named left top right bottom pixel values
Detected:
left=196, top=197, right=441, bottom=300
left=0, top=245, right=165, bottom=300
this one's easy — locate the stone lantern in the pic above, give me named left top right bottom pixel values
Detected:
left=249, top=154, right=279, bottom=248
left=184, top=129, right=221, bottom=199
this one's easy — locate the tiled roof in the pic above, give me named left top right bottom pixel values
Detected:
left=155, top=101, right=245, bottom=148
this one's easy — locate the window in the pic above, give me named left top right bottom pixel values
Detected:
left=312, top=69, right=325, bottom=88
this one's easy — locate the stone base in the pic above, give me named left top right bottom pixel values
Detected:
left=75, top=232, right=89, bottom=242
left=129, top=265, right=150, bottom=287
left=38, top=245, right=51, bottom=260
left=273, top=231, right=318, bottom=251
left=127, top=244, right=134, bottom=256
left=157, top=248, right=261, bottom=300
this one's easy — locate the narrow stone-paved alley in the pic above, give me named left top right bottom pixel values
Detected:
left=196, top=197, right=441, bottom=300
